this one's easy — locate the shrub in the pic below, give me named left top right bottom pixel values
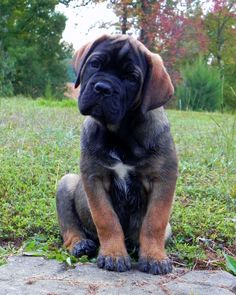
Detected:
left=176, top=58, right=222, bottom=111
left=44, top=81, right=54, bottom=100
left=0, top=47, right=15, bottom=97
left=223, top=64, right=236, bottom=111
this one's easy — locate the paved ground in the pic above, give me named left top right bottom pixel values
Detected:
left=0, top=256, right=236, bottom=295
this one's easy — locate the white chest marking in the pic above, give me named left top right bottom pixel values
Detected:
left=110, top=162, right=134, bottom=180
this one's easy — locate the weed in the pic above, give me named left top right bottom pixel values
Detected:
left=37, top=98, right=77, bottom=108
left=22, top=234, right=91, bottom=267
left=224, top=253, right=236, bottom=275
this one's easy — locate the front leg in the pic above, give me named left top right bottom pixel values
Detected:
left=138, top=175, right=177, bottom=275
left=82, top=175, right=131, bottom=272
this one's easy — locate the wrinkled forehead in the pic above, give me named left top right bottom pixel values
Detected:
left=92, top=38, right=147, bottom=69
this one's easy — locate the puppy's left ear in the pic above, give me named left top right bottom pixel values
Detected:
left=142, top=53, right=174, bottom=112
left=73, top=35, right=109, bottom=88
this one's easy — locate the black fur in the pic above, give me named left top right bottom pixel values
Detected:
left=78, top=38, right=148, bottom=125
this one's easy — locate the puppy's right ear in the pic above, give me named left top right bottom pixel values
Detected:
left=73, top=43, right=91, bottom=88
left=73, top=35, right=109, bottom=89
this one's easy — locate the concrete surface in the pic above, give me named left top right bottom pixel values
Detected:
left=0, top=256, right=236, bottom=295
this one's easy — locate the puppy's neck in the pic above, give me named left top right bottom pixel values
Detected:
left=106, top=112, right=145, bottom=133
left=106, top=124, right=120, bottom=132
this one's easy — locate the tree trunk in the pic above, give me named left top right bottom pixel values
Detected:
left=139, top=1, right=151, bottom=47
left=120, top=4, right=128, bottom=34
left=138, top=0, right=156, bottom=50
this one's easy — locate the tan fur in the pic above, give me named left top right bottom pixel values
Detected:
left=139, top=198, right=173, bottom=261
left=63, top=229, right=84, bottom=251
left=141, top=53, right=174, bottom=112
left=72, top=42, right=92, bottom=75
left=82, top=176, right=128, bottom=258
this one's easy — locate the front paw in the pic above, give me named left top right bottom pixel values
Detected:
left=138, top=257, right=172, bottom=275
left=97, top=254, right=131, bottom=272
left=71, top=239, right=97, bottom=258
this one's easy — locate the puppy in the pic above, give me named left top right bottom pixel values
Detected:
left=56, top=35, right=178, bottom=275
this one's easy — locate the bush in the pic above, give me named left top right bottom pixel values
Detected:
left=10, top=46, right=69, bottom=99
left=176, top=58, right=222, bottom=111
left=223, top=64, right=236, bottom=111
left=44, top=81, right=54, bottom=100
left=0, top=47, right=15, bottom=97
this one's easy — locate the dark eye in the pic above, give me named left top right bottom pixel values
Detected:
left=127, top=73, right=139, bottom=82
left=90, top=60, right=100, bottom=68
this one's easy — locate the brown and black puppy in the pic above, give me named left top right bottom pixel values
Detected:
left=56, top=35, right=178, bottom=275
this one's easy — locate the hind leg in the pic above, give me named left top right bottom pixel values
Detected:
left=56, top=174, right=98, bottom=257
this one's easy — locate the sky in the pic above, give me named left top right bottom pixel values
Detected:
left=56, top=2, right=118, bottom=50
left=56, top=1, right=214, bottom=51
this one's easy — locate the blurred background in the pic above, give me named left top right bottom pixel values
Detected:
left=1, top=1, right=236, bottom=270
left=0, top=0, right=235, bottom=111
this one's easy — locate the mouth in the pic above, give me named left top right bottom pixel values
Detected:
left=78, top=80, right=125, bottom=125
left=78, top=96, right=121, bottom=125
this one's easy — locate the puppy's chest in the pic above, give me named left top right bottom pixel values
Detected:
left=102, top=131, right=147, bottom=173
left=105, top=149, right=148, bottom=231
left=107, top=150, right=135, bottom=180
left=104, top=149, right=145, bottom=198
left=97, top=131, right=152, bottom=196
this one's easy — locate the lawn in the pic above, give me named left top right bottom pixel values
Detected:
left=0, top=97, right=235, bottom=270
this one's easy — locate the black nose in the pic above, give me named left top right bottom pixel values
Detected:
left=94, top=82, right=112, bottom=96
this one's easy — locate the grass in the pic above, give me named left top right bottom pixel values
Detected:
left=0, top=97, right=235, bottom=270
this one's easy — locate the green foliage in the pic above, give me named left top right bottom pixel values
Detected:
left=223, top=64, right=236, bottom=110
left=66, top=59, right=76, bottom=83
left=22, top=234, right=92, bottom=266
left=37, top=98, right=77, bottom=108
left=170, top=242, right=206, bottom=267
left=0, top=47, right=15, bottom=96
left=204, top=6, right=236, bottom=70
left=0, top=244, right=18, bottom=266
left=0, top=98, right=235, bottom=269
left=168, top=110, right=236, bottom=267
left=176, top=58, right=223, bottom=111
left=197, top=3, right=236, bottom=111
left=0, top=98, right=81, bottom=243
left=0, top=1, right=73, bottom=98
left=44, top=81, right=54, bottom=100
left=224, top=253, right=236, bottom=276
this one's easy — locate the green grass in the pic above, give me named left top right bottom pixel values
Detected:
left=0, top=97, right=235, bottom=270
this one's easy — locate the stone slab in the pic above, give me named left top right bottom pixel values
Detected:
left=0, top=256, right=235, bottom=295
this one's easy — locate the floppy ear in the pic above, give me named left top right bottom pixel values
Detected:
left=73, top=35, right=109, bottom=89
left=73, top=43, right=92, bottom=88
left=142, top=52, right=174, bottom=112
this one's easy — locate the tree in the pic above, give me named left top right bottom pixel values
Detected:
left=205, top=0, right=236, bottom=75
left=0, top=46, right=15, bottom=97
left=0, top=0, right=73, bottom=98
left=204, top=0, right=236, bottom=109
left=89, top=0, right=209, bottom=83
left=110, top=0, right=134, bottom=34
left=71, top=0, right=236, bottom=109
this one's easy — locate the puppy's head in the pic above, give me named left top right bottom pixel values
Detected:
left=73, top=35, right=174, bottom=125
